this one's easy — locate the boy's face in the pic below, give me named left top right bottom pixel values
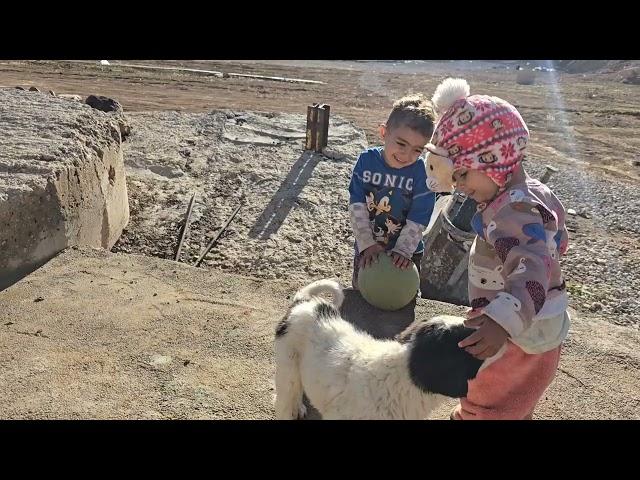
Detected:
left=452, top=167, right=499, bottom=203
left=379, top=124, right=428, bottom=169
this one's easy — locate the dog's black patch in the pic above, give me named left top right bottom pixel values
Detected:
left=314, top=300, right=339, bottom=321
left=277, top=298, right=338, bottom=339
left=275, top=317, right=289, bottom=338
left=275, top=298, right=308, bottom=338
left=408, top=320, right=483, bottom=398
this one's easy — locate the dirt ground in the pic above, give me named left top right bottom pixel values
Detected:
left=3, top=60, right=639, bottom=178
left=110, top=109, right=368, bottom=282
left=0, top=247, right=637, bottom=419
left=1, top=60, right=639, bottom=419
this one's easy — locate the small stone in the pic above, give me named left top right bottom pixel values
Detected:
left=85, top=94, right=123, bottom=113
left=589, top=302, right=603, bottom=312
left=149, top=355, right=172, bottom=367
left=567, top=208, right=577, bottom=216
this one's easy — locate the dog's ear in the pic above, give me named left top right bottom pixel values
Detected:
left=394, top=319, right=426, bottom=343
left=408, top=321, right=483, bottom=398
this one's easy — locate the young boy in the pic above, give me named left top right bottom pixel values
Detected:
left=426, top=78, right=570, bottom=420
left=348, top=94, right=436, bottom=288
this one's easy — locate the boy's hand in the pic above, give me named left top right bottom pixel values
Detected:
left=458, top=315, right=509, bottom=360
left=359, top=243, right=385, bottom=269
left=389, top=251, right=412, bottom=269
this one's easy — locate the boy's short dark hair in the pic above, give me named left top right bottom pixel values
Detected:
left=386, top=94, right=436, bottom=139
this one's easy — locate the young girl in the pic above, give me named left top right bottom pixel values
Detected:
left=426, top=78, right=570, bottom=420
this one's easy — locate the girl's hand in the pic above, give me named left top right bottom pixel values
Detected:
left=459, top=315, right=509, bottom=359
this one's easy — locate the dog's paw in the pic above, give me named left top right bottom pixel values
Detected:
left=296, top=403, right=307, bottom=420
left=275, top=400, right=307, bottom=420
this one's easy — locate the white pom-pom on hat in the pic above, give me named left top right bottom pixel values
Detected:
left=431, top=78, right=471, bottom=115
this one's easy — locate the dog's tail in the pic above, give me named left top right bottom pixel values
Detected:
left=292, top=278, right=344, bottom=309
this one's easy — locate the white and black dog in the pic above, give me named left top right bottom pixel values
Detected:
left=274, top=279, right=484, bottom=420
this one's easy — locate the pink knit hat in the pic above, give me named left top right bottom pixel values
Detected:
left=426, top=78, right=529, bottom=189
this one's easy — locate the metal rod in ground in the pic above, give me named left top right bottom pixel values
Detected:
left=195, top=204, right=242, bottom=267
left=174, top=192, right=197, bottom=261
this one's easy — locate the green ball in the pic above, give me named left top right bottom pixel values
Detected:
left=357, top=253, right=420, bottom=311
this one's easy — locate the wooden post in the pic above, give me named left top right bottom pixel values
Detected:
left=194, top=204, right=242, bottom=267
left=306, top=104, right=319, bottom=151
left=174, top=192, right=197, bottom=262
left=316, top=103, right=330, bottom=151
left=305, top=103, right=330, bottom=152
